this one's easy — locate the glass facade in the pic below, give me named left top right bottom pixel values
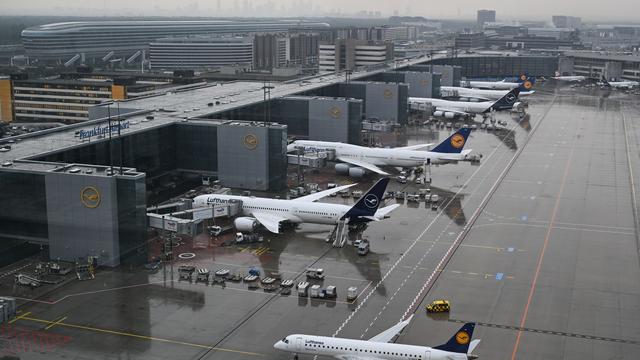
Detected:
left=430, top=56, right=559, bottom=78
left=117, top=175, right=148, bottom=265
left=0, top=171, right=48, bottom=241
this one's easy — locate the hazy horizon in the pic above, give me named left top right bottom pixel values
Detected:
left=2, top=0, right=639, bottom=23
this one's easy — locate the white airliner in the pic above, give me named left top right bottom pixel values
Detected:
left=440, top=86, right=534, bottom=101
left=274, top=315, right=481, bottom=360
left=288, top=128, right=473, bottom=176
left=192, top=178, right=399, bottom=234
left=463, top=74, right=535, bottom=91
left=600, top=76, right=639, bottom=89
left=553, top=72, right=586, bottom=82
left=409, top=88, right=519, bottom=118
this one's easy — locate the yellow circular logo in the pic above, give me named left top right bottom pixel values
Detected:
left=450, top=134, right=465, bottom=149
left=455, top=331, right=470, bottom=345
left=383, top=89, right=394, bottom=99
left=520, top=74, right=527, bottom=81
left=80, top=187, right=101, bottom=209
left=329, top=106, right=342, bottom=119
left=244, top=134, right=258, bottom=150
left=523, top=80, right=532, bottom=90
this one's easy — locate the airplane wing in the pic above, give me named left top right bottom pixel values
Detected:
left=397, top=143, right=434, bottom=151
left=293, top=183, right=358, bottom=202
left=436, top=149, right=473, bottom=161
left=368, top=315, right=413, bottom=343
left=433, top=107, right=472, bottom=116
left=250, top=211, right=288, bottom=234
left=337, top=156, right=390, bottom=175
left=374, top=204, right=401, bottom=220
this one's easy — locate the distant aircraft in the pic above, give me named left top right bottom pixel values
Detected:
left=288, top=128, right=474, bottom=176
left=193, top=178, right=399, bottom=234
left=409, top=88, right=520, bottom=119
left=553, top=71, right=586, bottom=82
left=600, top=76, right=639, bottom=89
left=274, top=315, right=481, bottom=360
left=464, top=74, right=535, bottom=91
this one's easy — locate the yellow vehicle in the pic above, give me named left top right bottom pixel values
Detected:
left=426, top=299, right=450, bottom=313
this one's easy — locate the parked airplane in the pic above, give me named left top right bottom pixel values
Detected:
left=274, top=315, right=481, bottom=360
left=441, top=78, right=535, bottom=101
left=463, top=74, right=535, bottom=91
left=409, top=88, right=520, bottom=118
left=600, top=76, right=639, bottom=89
left=193, top=178, right=399, bottom=234
left=553, top=71, right=586, bottom=82
left=288, top=128, right=473, bottom=176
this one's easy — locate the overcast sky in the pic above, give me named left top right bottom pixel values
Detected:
left=3, top=0, right=638, bottom=22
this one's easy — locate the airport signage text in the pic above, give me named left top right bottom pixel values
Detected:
left=79, top=121, right=130, bottom=140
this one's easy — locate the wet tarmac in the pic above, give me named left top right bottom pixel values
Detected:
left=3, top=82, right=640, bottom=359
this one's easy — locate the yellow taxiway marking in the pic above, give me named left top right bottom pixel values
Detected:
left=8, top=311, right=31, bottom=324
left=44, top=316, right=68, bottom=330
left=16, top=315, right=265, bottom=357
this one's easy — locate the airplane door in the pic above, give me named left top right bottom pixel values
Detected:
left=424, top=350, right=431, bottom=360
left=295, top=337, right=304, bottom=351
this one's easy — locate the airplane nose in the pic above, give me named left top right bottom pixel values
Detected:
left=273, top=341, right=284, bottom=350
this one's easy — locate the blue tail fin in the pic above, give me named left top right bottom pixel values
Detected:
left=431, top=128, right=472, bottom=154
left=342, top=178, right=389, bottom=221
left=490, top=88, right=520, bottom=111
left=601, top=75, right=611, bottom=87
left=517, top=75, right=536, bottom=92
left=433, top=323, right=475, bottom=354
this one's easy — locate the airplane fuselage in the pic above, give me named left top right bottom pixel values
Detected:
left=467, top=80, right=520, bottom=90
left=275, top=334, right=467, bottom=360
left=409, top=97, right=493, bottom=114
left=441, top=86, right=532, bottom=100
left=193, top=194, right=349, bottom=225
left=291, top=140, right=469, bottom=166
left=554, top=76, right=586, bottom=82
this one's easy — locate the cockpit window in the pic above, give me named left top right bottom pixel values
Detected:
left=282, top=338, right=289, bottom=344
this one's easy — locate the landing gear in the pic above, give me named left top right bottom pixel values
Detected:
left=293, top=354, right=299, bottom=360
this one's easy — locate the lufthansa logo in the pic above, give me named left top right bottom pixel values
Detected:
left=329, top=106, right=342, bottom=119
left=244, top=134, right=258, bottom=150
left=383, top=89, right=393, bottom=99
left=364, top=194, right=379, bottom=209
left=450, top=134, right=465, bottom=149
left=506, top=93, right=517, bottom=103
left=455, top=331, right=470, bottom=345
left=523, top=80, right=533, bottom=90
left=80, top=186, right=101, bottom=209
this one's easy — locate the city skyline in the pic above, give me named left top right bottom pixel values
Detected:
left=3, top=0, right=640, bottom=22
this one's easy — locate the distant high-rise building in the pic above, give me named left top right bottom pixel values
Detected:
left=477, top=10, right=496, bottom=26
left=552, top=16, right=582, bottom=29
left=319, top=39, right=393, bottom=72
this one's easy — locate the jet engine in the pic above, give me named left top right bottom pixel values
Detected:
left=348, top=167, right=366, bottom=177
left=433, top=110, right=444, bottom=117
left=335, top=163, right=351, bottom=174
left=444, top=112, right=456, bottom=119
left=234, top=217, right=259, bottom=232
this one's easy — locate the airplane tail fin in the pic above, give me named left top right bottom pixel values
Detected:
left=433, top=322, right=476, bottom=354
left=490, top=88, right=520, bottom=111
left=601, top=75, right=611, bottom=87
left=342, top=178, right=390, bottom=221
left=431, top=128, right=472, bottom=154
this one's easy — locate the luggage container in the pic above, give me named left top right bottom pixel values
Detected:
left=297, top=282, right=310, bottom=296
left=347, top=287, right=358, bottom=301
left=309, top=284, right=322, bottom=298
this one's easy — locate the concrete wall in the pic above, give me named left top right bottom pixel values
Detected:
left=45, top=172, right=121, bottom=267
left=307, top=98, right=362, bottom=143
left=336, top=82, right=409, bottom=125
left=403, top=72, right=440, bottom=98
left=217, top=124, right=270, bottom=190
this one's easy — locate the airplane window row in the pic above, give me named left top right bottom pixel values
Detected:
left=246, top=206, right=287, bottom=212
left=298, top=210, right=336, bottom=216
left=309, top=344, right=421, bottom=358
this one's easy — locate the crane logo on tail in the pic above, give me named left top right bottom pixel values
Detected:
left=523, top=80, right=533, bottom=90
left=450, top=133, right=466, bottom=149
left=455, top=331, right=470, bottom=345
left=364, top=194, right=379, bottom=208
